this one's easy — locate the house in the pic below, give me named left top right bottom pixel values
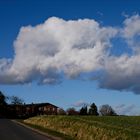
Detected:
left=6, top=102, right=59, bottom=118
left=25, top=103, right=58, bottom=116
left=37, top=103, right=58, bottom=115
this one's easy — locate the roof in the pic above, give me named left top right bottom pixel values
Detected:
left=7, top=103, right=58, bottom=108
left=25, top=103, right=58, bottom=108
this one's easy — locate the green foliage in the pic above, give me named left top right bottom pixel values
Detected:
left=0, top=91, right=7, bottom=117
left=88, top=103, right=99, bottom=115
left=0, top=91, right=7, bottom=106
left=79, top=105, right=87, bottom=115
left=24, top=115, right=140, bottom=140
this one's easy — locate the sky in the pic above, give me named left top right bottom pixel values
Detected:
left=0, top=0, right=140, bottom=115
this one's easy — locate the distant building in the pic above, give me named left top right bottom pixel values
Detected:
left=25, top=103, right=58, bottom=116
left=6, top=103, right=59, bottom=118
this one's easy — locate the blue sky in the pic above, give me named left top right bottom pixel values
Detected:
left=0, top=0, right=140, bottom=115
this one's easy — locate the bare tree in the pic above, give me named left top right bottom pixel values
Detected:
left=9, top=96, right=24, bottom=105
left=99, top=104, right=117, bottom=116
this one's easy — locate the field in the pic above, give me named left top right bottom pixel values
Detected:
left=24, top=115, right=140, bottom=140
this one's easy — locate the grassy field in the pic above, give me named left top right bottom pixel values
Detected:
left=24, top=115, right=140, bottom=140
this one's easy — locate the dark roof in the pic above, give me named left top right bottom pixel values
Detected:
left=25, top=103, right=58, bottom=108
left=7, top=103, right=58, bottom=108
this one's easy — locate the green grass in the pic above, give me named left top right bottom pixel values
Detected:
left=22, top=121, right=74, bottom=140
left=23, top=115, right=140, bottom=140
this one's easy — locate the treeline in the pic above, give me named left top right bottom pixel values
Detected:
left=58, top=103, right=117, bottom=116
left=0, top=90, right=117, bottom=118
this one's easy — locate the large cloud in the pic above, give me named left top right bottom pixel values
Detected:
left=99, top=15, right=140, bottom=94
left=0, top=17, right=117, bottom=84
left=1, top=15, right=140, bottom=94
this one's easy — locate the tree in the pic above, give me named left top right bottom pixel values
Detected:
left=57, top=108, right=66, bottom=115
left=0, top=91, right=7, bottom=117
left=88, top=103, right=99, bottom=116
left=79, top=105, right=87, bottom=115
left=9, top=96, right=24, bottom=105
left=66, top=108, right=79, bottom=115
left=99, top=104, right=117, bottom=116
left=0, top=91, right=7, bottom=106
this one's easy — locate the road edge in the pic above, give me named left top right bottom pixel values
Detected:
left=12, top=120, right=63, bottom=140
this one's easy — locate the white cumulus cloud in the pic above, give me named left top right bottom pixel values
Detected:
left=1, top=15, right=140, bottom=95
left=99, top=14, right=140, bottom=94
left=0, top=17, right=117, bottom=84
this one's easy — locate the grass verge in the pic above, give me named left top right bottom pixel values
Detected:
left=17, top=119, right=74, bottom=140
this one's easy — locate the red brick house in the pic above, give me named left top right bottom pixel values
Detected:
left=25, top=103, right=58, bottom=116
left=7, top=103, right=59, bottom=118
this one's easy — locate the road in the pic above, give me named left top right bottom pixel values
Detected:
left=0, top=119, right=52, bottom=140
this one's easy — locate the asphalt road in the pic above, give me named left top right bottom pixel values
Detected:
left=0, top=119, right=52, bottom=140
